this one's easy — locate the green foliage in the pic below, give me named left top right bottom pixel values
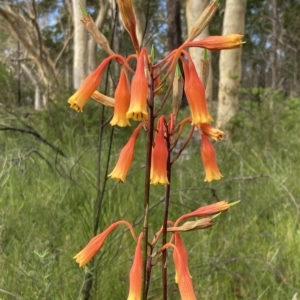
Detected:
left=1, top=92, right=300, bottom=299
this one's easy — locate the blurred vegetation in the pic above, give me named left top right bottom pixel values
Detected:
left=0, top=81, right=299, bottom=299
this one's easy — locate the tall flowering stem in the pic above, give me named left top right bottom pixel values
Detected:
left=70, top=3, right=243, bottom=300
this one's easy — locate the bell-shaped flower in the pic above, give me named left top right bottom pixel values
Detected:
left=110, top=69, right=131, bottom=127
left=108, top=124, right=142, bottom=182
left=150, top=116, right=169, bottom=185
left=182, top=59, right=213, bottom=125
left=127, top=233, right=143, bottom=300
left=126, top=49, right=149, bottom=121
left=201, top=134, right=222, bottom=182
left=74, top=220, right=136, bottom=267
left=68, top=58, right=110, bottom=112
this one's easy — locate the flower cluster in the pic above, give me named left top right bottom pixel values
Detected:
left=74, top=201, right=233, bottom=299
left=67, top=36, right=240, bottom=182
left=68, top=0, right=243, bottom=299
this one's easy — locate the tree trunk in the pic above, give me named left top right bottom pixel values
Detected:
left=186, top=0, right=213, bottom=108
left=21, top=64, right=45, bottom=110
left=87, top=0, right=109, bottom=73
left=166, top=0, right=183, bottom=51
left=216, top=0, right=246, bottom=128
left=271, top=0, right=278, bottom=89
left=72, top=0, right=88, bottom=89
left=133, top=0, right=150, bottom=51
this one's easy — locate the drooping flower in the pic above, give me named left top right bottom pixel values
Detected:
left=68, top=57, right=110, bottom=112
left=182, top=58, right=213, bottom=125
left=201, top=134, right=222, bottom=182
left=126, top=49, right=149, bottom=121
left=110, top=69, right=131, bottom=127
left=199, top=123, right=225, bottom=141
left=186, top=34, right=244, bottom=50
left=127, top=233, right=143, bottom=300
left=108, top=124, right=143, bottom=182
left=173, top=233, right=192, bottom=284
left=150, top=116, right=169, bottom=185
left=162, top=243, right=196, bottom=300
left=74, top=220, right=136, bottom=268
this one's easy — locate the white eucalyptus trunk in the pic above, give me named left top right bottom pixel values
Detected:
left=72, top=0, right=88, bottom=89
left=216, top=0, right=246, bottom=128
left=186, top=0, right=213, bottom=107
left=87, top=0, right=109, bottom=73
left=21, top=64, right=45, bottom=110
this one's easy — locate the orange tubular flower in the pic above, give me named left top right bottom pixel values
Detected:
left=199, top=123, right=225, bottom=141
left=182, top=59, right=213, bottom=125
left=165, top=243, right=196, bottom=300
left=108, top=124, right=143, bottom=182
left=187, top=34, right=244, bottom=50
left=68, top=57, right=110, bottom=112
left=127, top=233, right=143, bottom=300
left=173, top=233, right=192, bottom=284
left=110, top=69, right=131, bottom=127
left=175, top=201, right=231, bottom=226
left=150, top=116, right=170, bottom=185
left=126, top=49, right=149, bottom=121
left=74, top=220, right=136, bottom=267
left=201, top=134, right=222, bottom=182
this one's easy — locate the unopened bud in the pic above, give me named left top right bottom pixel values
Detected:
left=92, top=90, right=115, bottom=108
left=116, top=0, right=140, bottom=53
left=172, top=64, right=184, bottom=120
left=167, top=218, right=213, bottom=232
left=186, top=1, right=219, bottom=42
left=81, top=15, right=114, bottom=56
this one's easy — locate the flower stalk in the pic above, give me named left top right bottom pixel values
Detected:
left=69, top=2, right=242, bottom=299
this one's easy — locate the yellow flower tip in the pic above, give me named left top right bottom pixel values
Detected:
left=110, top=118, right=131, bottom=127
left=68, top=94, right=83, bottom=112
left=73, top=252, right=87, bottom=268
left=150, top=176, right=170, bottom=185
left=126, top=111, right=148, bottom=121
left=108, top=170, right=126, bottom=182
left=204, top=172, right=223, bottom=182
